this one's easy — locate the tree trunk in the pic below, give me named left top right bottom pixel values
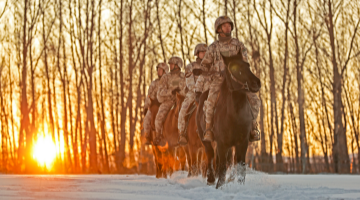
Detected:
left=156, top=0, right=166, bottom=62
left=19, top=0, right=32, bottom=173
left=293, top=0, right=307, bottom=173
left=325, top=0, right=350, bottom=174
left=119, top=0, right=127, bottom=170
left=98, top=0, right=110, bottom=173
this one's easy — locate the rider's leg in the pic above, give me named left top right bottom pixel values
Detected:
left=154, top=100, right=174, bottom=146
left=246, top=92, right=261, bottom=142
left=178, top=93, right=195, bottom=145
left=203, top=74, right=224, bottom=142
left=143, top=110, right=152, bottom=145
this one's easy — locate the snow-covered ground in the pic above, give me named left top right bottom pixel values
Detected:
left=1, top=171, right=360, bottom=200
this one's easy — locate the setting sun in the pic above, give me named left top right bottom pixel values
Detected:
left=33, top=135, right=57, bottom=169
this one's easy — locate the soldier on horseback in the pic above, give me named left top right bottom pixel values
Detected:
left=144, top=63, right=169, bottom=145
left=178, top=43, right=208, bottom=145
left=200, top=16, right=261, bottom=142
left=154, top=56, right=186, bottom=147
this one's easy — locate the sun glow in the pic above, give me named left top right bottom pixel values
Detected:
left=33, top=135, right=57, bottom=169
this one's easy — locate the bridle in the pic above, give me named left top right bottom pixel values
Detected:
left=225, top=64, right=250, bottom=92
left=224, top=65, right=255, bottom=120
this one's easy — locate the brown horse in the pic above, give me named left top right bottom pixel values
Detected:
left=175, top=94, right=206, bottom=177
left=148, top=98, right=186, bottom=178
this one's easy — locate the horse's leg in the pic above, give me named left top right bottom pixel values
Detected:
left=203, top=141, right=215, bottom=185
left=196, top=148, right=202, bottom=177
left=214, top=147, right=220, bottom=179
left=167, top=148, right=175, bottom=177
left=152, top=147, right=161, bottom=179
left=182, top=146, right=192, bottom=177
left=227, top=147, right=237, bottom=183
left=189, top=145, right=198, bottom=177
left=235, top=142, right=248, bottom=185
left=200, top=148, right=207, bottom=178
left=215, top=143, right=228, bottom=189
left=226, top=147, right=234, bottom=168
left=172, top=147, right=179, bottom=171
left=160, top=150, right=168, bottom=178
left=179, top=147, right=187, bottom=171
left=154, top=147, right=166, bottom=179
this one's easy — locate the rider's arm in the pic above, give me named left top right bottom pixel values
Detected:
left=144, top=80, right=156, bottom=108
left=148, top=80, right=158, bottom=99
left=195, top=74, right=205, bottom=93
left=157, top=75, right=172, bottom=101
left=200, top=46, right=214, bottom=70
left=185, top=74, right=196, bottom=92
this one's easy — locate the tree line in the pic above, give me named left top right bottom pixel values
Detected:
left=0, top=0, right=359, bottom=174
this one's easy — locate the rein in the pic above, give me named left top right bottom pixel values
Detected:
left=224, top=66, right=255, bottom=120
left=225, top=66, right=249, bottom=92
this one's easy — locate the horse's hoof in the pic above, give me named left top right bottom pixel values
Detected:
left=227, top=176, right=235, bottom=183
left=237, top=176, right=245, bottom=185
left=207, top=175, right=215, bottom=185
left=215, top=181, right=224, bottom=189
left=207, top=180, right=215, bottom=186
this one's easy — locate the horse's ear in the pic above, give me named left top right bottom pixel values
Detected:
left=149, top=97, right=152, bottom=105
left=176, top=92, right=180, bottom=101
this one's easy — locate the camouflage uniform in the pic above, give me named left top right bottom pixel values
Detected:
left=201, top=16, right=260, bottom=136
left=155, top=57, right=186, bottom=139
left=144, top=63, right=169, bottom=142
left=194, top=72, right=211, bottom=93
left=178, top=58, right=201, bottom=136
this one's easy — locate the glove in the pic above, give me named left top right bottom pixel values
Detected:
left=172, top=88, right=181, bottom=95
left=195, top=92, right=202, bottom=103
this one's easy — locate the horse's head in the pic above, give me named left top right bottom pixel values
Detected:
left=149, top=97, right=161, bottom=119
left=222, top=51, right=261, bottom=93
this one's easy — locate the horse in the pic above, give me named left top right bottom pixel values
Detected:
left=175, top=93, right=206, bottom=177
left=148, top=98, right=186, bottom=178
left=196, top=51, right=261, bottom=188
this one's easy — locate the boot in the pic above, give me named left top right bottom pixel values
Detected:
left=203, top=122, right=214, bottom=142
left=154, top=134, right=167, bottom=147
left=249, top=120, right=260, bottom=142
left=178, top=132, right=188, bottom=146
left=144, top=133, right=152, bottom=146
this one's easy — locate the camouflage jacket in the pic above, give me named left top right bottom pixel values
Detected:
left=144, top=78, right=161, bottom=109
left=184, top=58, right=203, bottom=93
left=200, top=38, right=248, bottom=72
left=194, top=74, right=211, bottom=93
left=157, top=69, right=185, bottom=103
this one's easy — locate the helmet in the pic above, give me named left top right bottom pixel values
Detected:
left=194, top=43, right=208, bottom=56
left=214, top=16, right=234, bottom=34
left=156, top=62, right=169, bottom=73
left=168, top=56, right=183, bottom=68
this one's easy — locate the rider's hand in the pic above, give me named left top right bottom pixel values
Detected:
left=172, top=88, right=181, bottom=95
left=195, top=92, right=202, bottom=103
